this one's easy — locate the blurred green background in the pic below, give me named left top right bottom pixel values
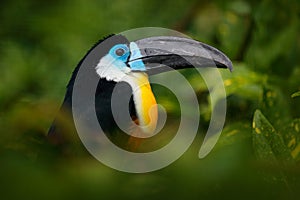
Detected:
left=1, top=0, right=300, bottom=199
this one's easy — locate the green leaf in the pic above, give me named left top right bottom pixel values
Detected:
left=291, top=91, right=300, bottom=98
left=282, top=119, right=300, bottom=161
left=252, top=110, right=295, bottom=188
left=252, top=109, right=293, bottom=162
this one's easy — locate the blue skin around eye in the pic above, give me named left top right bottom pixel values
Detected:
left=108, top=43, right=146, bottom=71
left=109, top=44, right=130, bottom=63
left=128, top=42, right=146, bottom=71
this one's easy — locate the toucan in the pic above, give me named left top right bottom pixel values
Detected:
left=48, top=34, right=232, bottom=152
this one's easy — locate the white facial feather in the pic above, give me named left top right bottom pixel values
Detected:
left=95, top=55, right=131, bottom=82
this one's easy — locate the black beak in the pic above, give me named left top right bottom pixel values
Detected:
left=128, top=36, right=233, bottom=75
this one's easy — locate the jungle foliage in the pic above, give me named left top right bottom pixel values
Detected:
left=0, top=0, right=300, bottom=199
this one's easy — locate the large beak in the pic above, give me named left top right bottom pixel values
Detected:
left=127, top=36, right=233, bottom=75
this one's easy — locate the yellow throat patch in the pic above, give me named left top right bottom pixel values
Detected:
left=125, top=72, right=158, bottom=136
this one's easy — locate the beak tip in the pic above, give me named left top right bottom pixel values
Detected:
left=218, top=54, right=233, bottom=72
left=215, top=58, right=233, bottom=72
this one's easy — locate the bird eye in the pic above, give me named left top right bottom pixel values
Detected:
left=115, top=48, right=125, bottom=56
